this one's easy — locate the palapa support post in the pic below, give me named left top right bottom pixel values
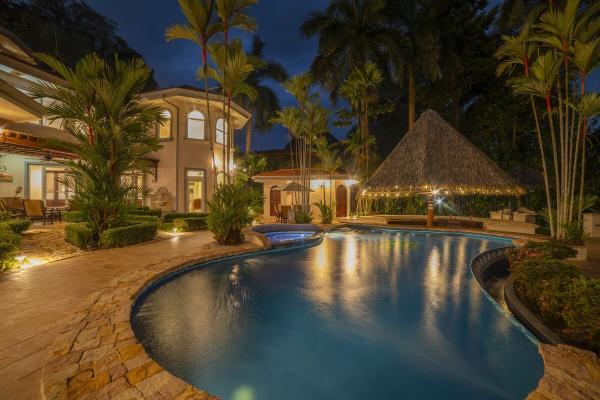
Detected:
left=427, top=198, right=434, bottom=228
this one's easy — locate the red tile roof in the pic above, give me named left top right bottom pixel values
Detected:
left=253, top=168, right=350, bottom=178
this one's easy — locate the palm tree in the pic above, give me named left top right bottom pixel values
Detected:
left=316, top=143, right=343, bottom=206
left=203, top=39, right=257, bottom=182
left=166, top=0, right=221, bottom=175
left=340, top=62, right=382, bottom=178
left=387, top=0, right=443, bottom=129
left=242, top=36, right=288, bottom=153
left=300, top=0, right=392, bottom=98
left=496, top=14, right=555, bottom=235
left=215, top=0, right=257, bottom=43
left=30, top=53, right=162, bottom=242
left=271, top=106, right=302, bottom=204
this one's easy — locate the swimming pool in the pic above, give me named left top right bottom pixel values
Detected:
left=132, top=228, right=543, bottom=400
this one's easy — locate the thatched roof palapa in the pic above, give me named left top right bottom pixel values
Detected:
left=366, top=110, right=526, bottom=196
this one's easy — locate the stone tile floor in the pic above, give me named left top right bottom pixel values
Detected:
left=0, top=230, right=213, bottom=400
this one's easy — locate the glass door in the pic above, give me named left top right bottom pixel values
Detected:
left=45, top=167, right=68, bottom=207
left=186, top=170, right=205, bottom=212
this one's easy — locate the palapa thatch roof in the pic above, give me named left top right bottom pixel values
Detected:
left=365, top=110, right=526, bottom=196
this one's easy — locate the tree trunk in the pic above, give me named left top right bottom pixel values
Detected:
left=245, top=116, right=253, bottom=154
left=408, top=63, right=416, bottom=130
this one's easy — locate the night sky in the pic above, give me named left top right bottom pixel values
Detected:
left=84, top=0, right=599, bottom=151
left=84, top=0, right=328, bottom=151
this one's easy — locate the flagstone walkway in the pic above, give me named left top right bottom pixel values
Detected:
left=0, top=231, right=213, bottom=400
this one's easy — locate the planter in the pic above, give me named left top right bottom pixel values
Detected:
left=567, top=245, right=588, bottom=261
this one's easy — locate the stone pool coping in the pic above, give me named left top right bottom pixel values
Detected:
left=41, top=241, right=266, bottom=400
left=40, top=226, right=598, bottom=400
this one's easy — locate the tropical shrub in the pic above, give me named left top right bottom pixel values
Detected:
left=207, top=184, right=253, bottom=245
left=314, top=201, right=334, bottom=224
left=0, top=227, right=21, bottom=271
left=63, top=211, right=86, bottom=223
left=162, top=212, right=208, bottom=223
left=295, top=209, right=313, bottom=224
left=0, top=219, right=32, bottom=234
left=30, top=53, right=163, bottom=245
left=0, top=211, right=12, bottom=221
left=508, top=241, right=577, bottom=264
left=173, top=217, right=206, bottom=232
left=65, top=223, right=93, bottom=250
left=510, top=250, right=600, bottom=353
left=99, top=223, right=157, bottom=248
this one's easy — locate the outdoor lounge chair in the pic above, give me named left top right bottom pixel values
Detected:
left=23, top=200, right=54, bottom=225
left=0, top=199, right=23, bottom=219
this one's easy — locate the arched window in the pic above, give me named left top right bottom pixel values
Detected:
left=187, top=110, right=205, bottom=139
left=157, top=110, right=172, bottom=139
left=216, top=118, right=228, bottom=144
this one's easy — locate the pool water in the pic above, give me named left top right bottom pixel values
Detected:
left=263, top=231, right=316, bottom=243
left=133, top=228, right=543, bottom=400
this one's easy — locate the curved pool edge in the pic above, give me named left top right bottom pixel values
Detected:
left=40, top=225, right=590, bottom=400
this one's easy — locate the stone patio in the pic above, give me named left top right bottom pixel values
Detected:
left=0, top=230, right=215, bottom=400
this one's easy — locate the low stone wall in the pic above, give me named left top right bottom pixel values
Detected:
left=41, top=241, right=263, bottom=400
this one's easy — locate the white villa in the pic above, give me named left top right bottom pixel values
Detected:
left=252, top=168, right=358, bottom=222
left=0, top=28, right=250, bottom=213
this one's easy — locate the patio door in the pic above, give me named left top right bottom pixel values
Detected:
left=336, top=185, right=347, bottom=217
left=186, top=169, right=205, bottom=212
left=45, top=168, right=67, bottom=207
left=269, top=187, right=281, bottom=216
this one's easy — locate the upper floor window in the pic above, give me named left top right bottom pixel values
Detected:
left=216, top=118, right=228, bottom=145
left=157, top=110, right=172, bottom=139
left=187, top=110, right=205, bottom=139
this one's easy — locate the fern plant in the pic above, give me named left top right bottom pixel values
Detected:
left=207, top=183, right=254, bottom=245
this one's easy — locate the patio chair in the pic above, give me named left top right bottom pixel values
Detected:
left=0, top=200, right=23, bottom=219
left=23, top=200, right=54, bottom=225
left=280, top=205, right=290, bottom=223
left=274, top=204, right=282, bottom=223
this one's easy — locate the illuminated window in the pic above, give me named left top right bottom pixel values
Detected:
left=187, top=111, right=205, bottom=139
left=216, top=118, right=228, bottom=144
left=157, top=110, right=172, bottom=139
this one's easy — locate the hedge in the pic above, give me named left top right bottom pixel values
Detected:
left=99, top=223, right=157, bottom=248
left=65, top=223, right=93, bottom=250
left=0, top=227, right=21, bottom=271
left=0, top=219, right=32, bottom=234
left=128, top=208, right=162, bottom=217
left=125, top=215, right=160, bottom=225
left=162, top=212, right=207, bottom=223
left=173, top=217, right=207, bottom=232
left=510, top=245, right=600, bottom=353
left=63, top=211, right=86, bottom=223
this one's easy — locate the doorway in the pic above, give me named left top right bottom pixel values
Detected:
left=336, top=185, right=347, bottom=217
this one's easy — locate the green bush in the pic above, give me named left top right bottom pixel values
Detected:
left=128, top=208, right=162, bottom=217
left=158, top=222, right=174, bottom=232
left=314, top=201, right=333, bottom=224
left=162, top=212, right=207, bottom=223
left=524, top=241, right=577, bottom=260
left=0, top=211, right=12, bottom=221
left=173, top=217, right=206, bottom=232
left=295, top=209, right=313, bottom=224
left=207, top=184, right=253, bottom=245
left=99, top=223, right=157, bottom=248
left=0, top=219, right=32, bottom=234
left=63, top=211, right=86, bottom=223
left=511, top=255, right=600, bottom=353
left=125, top=215, right=160, bottom=225
left=0, top=227, right=21, bottom=271
left=65, top=223, right=93, bottom=250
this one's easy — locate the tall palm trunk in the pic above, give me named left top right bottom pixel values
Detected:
left=546, top=95, right=562, bottom=238
left=245, top=114, right=253, bottom=154
left=408, top=62, right=416, bottom=129
left=531, top=96, right=555, bottom=237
